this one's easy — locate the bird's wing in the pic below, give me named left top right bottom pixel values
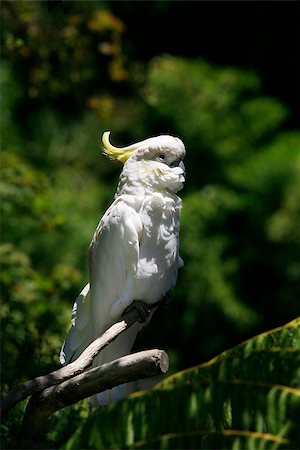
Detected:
left=60, top=196, right=143, bottom=366
left=89, top=196, right=143, bottom=337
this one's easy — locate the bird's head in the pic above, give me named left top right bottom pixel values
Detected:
left=102, top=131, right=186, bottom=195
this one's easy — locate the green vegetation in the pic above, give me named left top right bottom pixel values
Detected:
left=1, top=2, right=299, bottom=448
left=63, top=318, right=300, bottom=449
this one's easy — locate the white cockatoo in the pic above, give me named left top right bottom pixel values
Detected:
left=60, top=131, right=186, bottom=405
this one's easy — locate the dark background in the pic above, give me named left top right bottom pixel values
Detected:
left=110, top=1, right=299, bottom=128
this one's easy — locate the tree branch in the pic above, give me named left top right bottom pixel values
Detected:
left=1, top=306, right=144, bottom=419
left=18, top=349, right=168, bottom=448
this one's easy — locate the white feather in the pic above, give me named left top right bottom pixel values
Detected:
left=61, top=134, right=186, bottom=405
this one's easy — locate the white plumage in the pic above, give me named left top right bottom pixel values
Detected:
left=60, top=132, right=186, bottom=405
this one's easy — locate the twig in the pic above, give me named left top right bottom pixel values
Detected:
left=18, top=349, right=169, bottom=448
left=1, top=306, right=143, bottom=419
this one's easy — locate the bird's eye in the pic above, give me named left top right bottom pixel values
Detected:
left=158, top=154, right=165, bottom=160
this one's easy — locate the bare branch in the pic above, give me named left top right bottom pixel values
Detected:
left=18, top=349, right=168, bottom=448
left=1, top=306, right=144, bottom=419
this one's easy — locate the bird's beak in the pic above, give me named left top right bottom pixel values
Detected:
left=179, top=161, right=186, bottom=179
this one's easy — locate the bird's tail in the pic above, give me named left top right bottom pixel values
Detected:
left=60, top=283, right=91, bottom=365
left=91, top=321, right=143, bottom=406
left=61, top=287, right=151, bottom=406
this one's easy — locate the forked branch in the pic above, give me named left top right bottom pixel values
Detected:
left=2, top=301, right=168, bottom=449
left=19, top=349, right=168, bottom=447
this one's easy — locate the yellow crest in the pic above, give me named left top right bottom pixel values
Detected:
left=102, top=131, right=137, bottom=163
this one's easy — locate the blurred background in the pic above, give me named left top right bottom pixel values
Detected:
left=1, top=0, right=299, bottom=445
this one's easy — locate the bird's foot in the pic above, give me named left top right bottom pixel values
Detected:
left=123, top=300, right=151, bottom=323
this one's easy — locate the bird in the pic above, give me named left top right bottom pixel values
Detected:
left=60, top=131, right=186, bottom=405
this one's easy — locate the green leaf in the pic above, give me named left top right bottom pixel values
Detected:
left=62, top=318, right=300, bottom=449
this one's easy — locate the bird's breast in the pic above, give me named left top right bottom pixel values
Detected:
left=131, top=193, right=182, bottom=302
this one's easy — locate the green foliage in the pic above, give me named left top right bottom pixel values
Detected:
left=0, top=151, right=72, bottom=384
left=62, top=318, right=300, bottom=450
left=1, top=1, right=127, bottom=104
left=173, top=129, right=300, bottom=363
left=144, top=55, right=289, bottom=183
left=135, top=55, right=300, bottom=368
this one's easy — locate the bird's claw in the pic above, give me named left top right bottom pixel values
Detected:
left=123, top=300, right=151, bottom=323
